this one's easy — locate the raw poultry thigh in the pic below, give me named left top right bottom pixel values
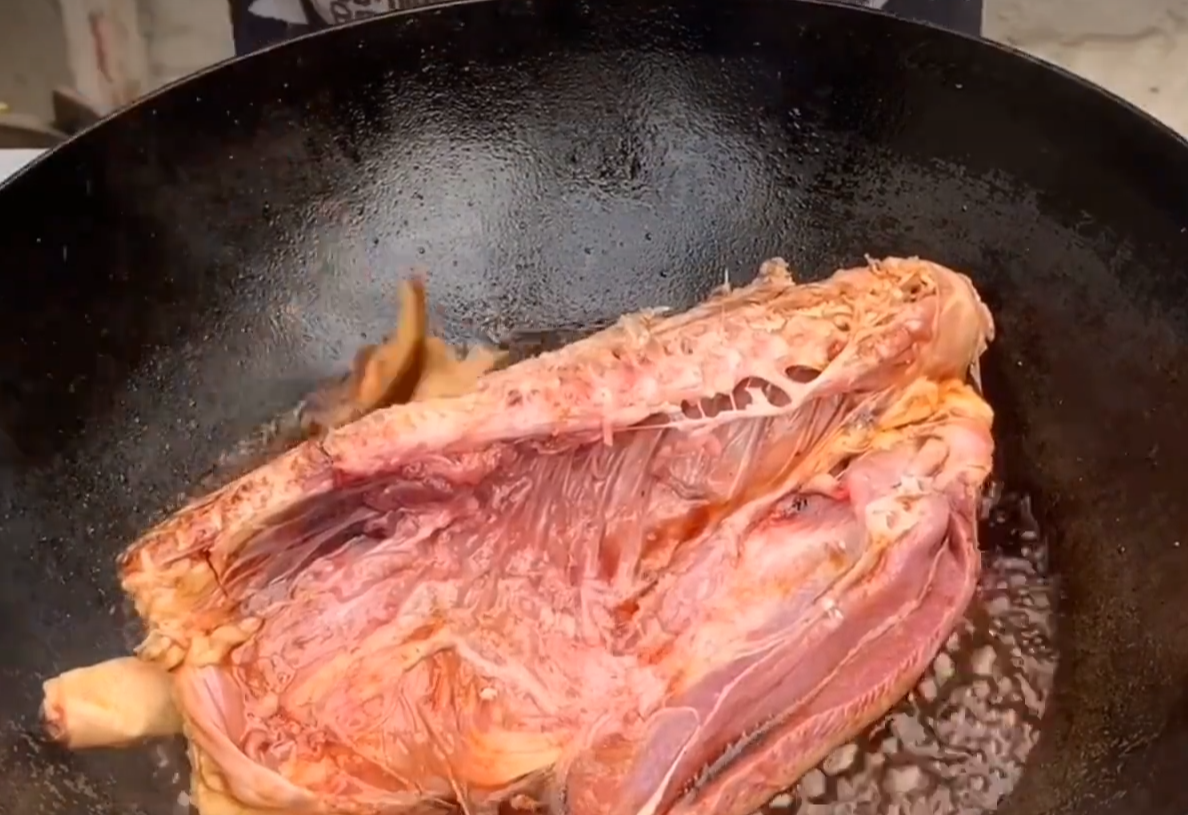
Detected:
left=47, top=256, right=995, bottom=815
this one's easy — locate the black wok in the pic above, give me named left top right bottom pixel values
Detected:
left=3, top=0, right=1188, bottom=813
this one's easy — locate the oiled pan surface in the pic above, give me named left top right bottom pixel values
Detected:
left=2, top=1, right=1188, bottom=813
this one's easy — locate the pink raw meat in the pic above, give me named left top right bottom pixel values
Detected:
left=116, top=256, right=995, bottom=815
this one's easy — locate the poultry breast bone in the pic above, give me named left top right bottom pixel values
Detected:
left=117, top=256, right=995, bottom=815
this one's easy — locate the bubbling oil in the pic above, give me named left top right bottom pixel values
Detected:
left=760, top=484, right=1057, bottom=815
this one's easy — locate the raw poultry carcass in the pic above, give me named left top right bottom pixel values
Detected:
left=43, top=256, right=995, bottom=815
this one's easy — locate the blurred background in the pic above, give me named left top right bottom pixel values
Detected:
left=1, top=0, right=1186, bottom=143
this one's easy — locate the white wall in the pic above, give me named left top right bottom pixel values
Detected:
left=985, top=0, right=1188, bottom=135
left=0, top=0, right=71, bottom=120
left=137, top=0, right=233, bottom=89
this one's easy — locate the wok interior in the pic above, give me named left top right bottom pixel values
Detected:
left=2, top=0, right=1188, bottom=814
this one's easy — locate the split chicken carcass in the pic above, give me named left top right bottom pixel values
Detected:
left=44, top=256, right=995, bottom=815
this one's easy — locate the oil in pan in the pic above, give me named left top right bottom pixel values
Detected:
left=768, top=485, right=1057, bottom=815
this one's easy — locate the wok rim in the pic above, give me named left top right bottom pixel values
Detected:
left=2, top=0, right=1186, bottom=197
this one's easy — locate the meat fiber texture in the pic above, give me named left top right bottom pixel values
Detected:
left=50, top=257, right=996, bottom=815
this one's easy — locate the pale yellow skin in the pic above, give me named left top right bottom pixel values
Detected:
left=41, top=284, right=503, bottom=815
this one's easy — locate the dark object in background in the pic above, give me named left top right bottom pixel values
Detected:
left=228, top=0, right=983, bottom=54
left=51, top=88, right=104, bottom=136
left=880, top=0, right=982, bottom=35
left=1, top=0, right=1187, bottom=814
left=230, top=0, right=324, bottom=54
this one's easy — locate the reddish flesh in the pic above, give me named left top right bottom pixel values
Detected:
left=118, top=257, right=995, bottom=815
